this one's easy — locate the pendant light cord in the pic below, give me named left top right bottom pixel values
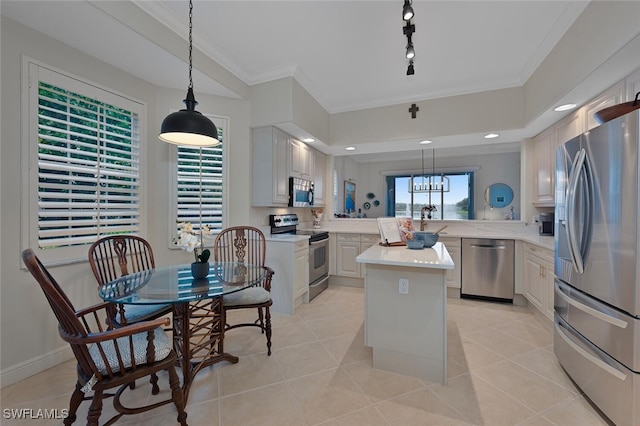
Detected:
left=188, top=0, right=194, bottom=90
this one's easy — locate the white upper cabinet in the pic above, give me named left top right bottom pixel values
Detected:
left=252, top=126, right=290, bottom=206
left=289, top=139, right=312, bottom=180
left=312, top=149, right=326, bottom=207
left=532, top=127, right=555, bottom=206
left=583, top=81, right=626, bottom=131
left=626, top=68, right=640, bottom=102
left=252, top=126, right=327, bottom=207
left=555, top=110, right=583, bottom=146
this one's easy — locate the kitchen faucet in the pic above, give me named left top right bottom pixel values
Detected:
left=420, top=204, right=438, bottom=230
left=420, top=206, right=428, bottom=231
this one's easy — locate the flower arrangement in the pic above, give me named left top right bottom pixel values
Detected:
left=175, top=221, right=212, bottom=263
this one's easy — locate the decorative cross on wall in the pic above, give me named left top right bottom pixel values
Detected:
left=408, top=103, right=419, bottom=119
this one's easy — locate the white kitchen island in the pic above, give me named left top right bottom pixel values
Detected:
left=356, top=242, right=454, bottom=383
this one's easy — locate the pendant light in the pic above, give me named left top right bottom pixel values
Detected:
left=159, top=0, right=220, bottom=147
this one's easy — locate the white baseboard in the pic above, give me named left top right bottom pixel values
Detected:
left=1, top=346, right=73, bottom=388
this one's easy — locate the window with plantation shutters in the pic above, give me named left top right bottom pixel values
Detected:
left=24, top=61, right=144, bottom=263
left=174, top=116, right=226, bottom=235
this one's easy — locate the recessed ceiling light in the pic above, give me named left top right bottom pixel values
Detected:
left=302, top=138, right=315, bottom=143
left=484, top=133, right=499, bottom=139
left=419, top=139, right=433, bottom=145
left=345, top=146, right=356, bottom=151
left=554, top=103, right=577, bottom=112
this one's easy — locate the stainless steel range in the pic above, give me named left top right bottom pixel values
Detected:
left=269, top=214, right=329, bottom=300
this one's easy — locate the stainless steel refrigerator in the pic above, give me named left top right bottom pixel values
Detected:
left=554, top=110, right=639, bottom=426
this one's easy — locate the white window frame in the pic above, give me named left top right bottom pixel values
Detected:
left=21, top=57, right=147, bottom=265
left=168, top=114, right=229, bottom=249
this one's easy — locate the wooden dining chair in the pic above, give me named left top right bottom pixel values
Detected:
left=88, top=235, right=172, bottom=327
left=213, top=226, right=275, bottom=355
left=22, top=249, right=188, bottom=426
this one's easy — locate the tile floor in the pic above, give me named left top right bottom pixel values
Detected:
left=1, top=284, right=612, bottom=425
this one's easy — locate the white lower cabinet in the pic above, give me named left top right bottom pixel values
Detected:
left=440, top=237, right=461, bottom=289
left=523, top=243, right=554, bottom=319
left=334, top=233, right=380, bottom=279
left=266, top=238, right=309, bottom=315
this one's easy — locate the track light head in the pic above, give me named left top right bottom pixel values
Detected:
left=407, top=61, right=415, bottom=76
left=406, top=42, right=415, bottom=59
left=402, top=0, right=414, bottom=21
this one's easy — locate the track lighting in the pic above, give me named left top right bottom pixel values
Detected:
left=402, top=4, right=416, bottom=76
left=407, top=60, right=415, bottom=76
left=402, top=0, right=414, bottom=21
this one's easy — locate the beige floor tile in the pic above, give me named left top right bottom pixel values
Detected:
left=322, top=332, right=373, bottom=366
left=221, top=382, right=303, bottom=426
left=430, top=373, right=536, bottom=425
left=270, top=310, right=303, bottom=327
left=541, top=395, right=610, bottom=425
left=271, top=321, right=317, bottom=348
left=453, top=307, right=514, bottom=335
left=324, top=298, right=365, bottom=315
left=449, top=336, right=505, bottom=372
left=343, top=359, right=425, bottom=403
left=305, top=315, right=359, bottom=340
left=322, top=406, right=389, bottom=426
left=463, top=327, right=538, bottom=358
left=510, top=348, right=578, bottom=391
left=218, top=352, right=284, bottom=396
left=223, top=326, right=271, bottom=356
left=376, top=388, right=473, bottom=425
left=287, top=368, right=371, bottom=425
left=517, top=414, right=556, bottom=426
left=473, top=360, right=576, bottom=413
left=274, top=341, right=338, bottom=380
left=495, top=320, right=553, bottom=348
left=0, top=359, right=77, bottom=406
left=479, top=302, right=536, bottom=322
left=293, top=301, right=335, bottom=321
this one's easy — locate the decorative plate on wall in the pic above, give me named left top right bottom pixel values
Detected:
left=366, top=192, right=375, bottom=199
left=373, top=200, right=380, bottom=207
left=363, top=202, right=371, bottom=210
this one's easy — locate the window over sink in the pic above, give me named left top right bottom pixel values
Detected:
left=386, top=172, right=474, bottom=220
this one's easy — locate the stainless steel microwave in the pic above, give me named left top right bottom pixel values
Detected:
left=289, top=177, right=314, bottom=207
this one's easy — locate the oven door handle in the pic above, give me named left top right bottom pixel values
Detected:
left=309, top=239, right=329, bottom=245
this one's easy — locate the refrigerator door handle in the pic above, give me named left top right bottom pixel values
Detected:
left=555, top=281, right=628, bottom=329
left=566, top=149, right=586, bottom=273
left=555, top=319, right=627, bottom=381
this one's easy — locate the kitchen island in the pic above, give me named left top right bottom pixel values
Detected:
left=356, top=242, right=454, bottom=383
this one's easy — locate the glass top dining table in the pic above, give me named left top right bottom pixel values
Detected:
left=98, top=262, right=267, bottom=400
left=99, top=262, right=265, bottom=305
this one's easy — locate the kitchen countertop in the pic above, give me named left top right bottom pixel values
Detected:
left=264, top=234, right=309, bottom=243
left=356, top=242, right=454, bottom=270
left=301, top=220, right=555, bottom=251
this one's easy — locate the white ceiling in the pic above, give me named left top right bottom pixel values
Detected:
left=1, top=0, right=594, bottom=160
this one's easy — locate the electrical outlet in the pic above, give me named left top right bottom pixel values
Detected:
left=398, top=278, right=409, bottom=294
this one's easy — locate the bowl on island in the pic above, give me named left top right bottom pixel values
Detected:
left=406, top=239, right=424, bottom=249
left=413, top=232, right=439, bottom=248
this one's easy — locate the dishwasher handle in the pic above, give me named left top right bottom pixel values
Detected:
left=469, top=244, right=507, bottom=249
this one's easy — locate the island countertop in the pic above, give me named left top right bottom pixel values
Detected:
left=356, top=242, right=454, bottom=270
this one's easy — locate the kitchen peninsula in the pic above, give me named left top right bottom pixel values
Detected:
left=356, top=242, right=454, bottom=383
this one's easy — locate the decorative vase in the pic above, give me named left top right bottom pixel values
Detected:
left=312, top=212, right=324, bottom=228
left=191, top=262, right=209, bottom=279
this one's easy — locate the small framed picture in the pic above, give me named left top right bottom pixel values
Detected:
left=344, top=181, right=356, bottom=212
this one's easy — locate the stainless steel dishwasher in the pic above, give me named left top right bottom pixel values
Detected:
left=461, top=238, right=514, bottom=302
